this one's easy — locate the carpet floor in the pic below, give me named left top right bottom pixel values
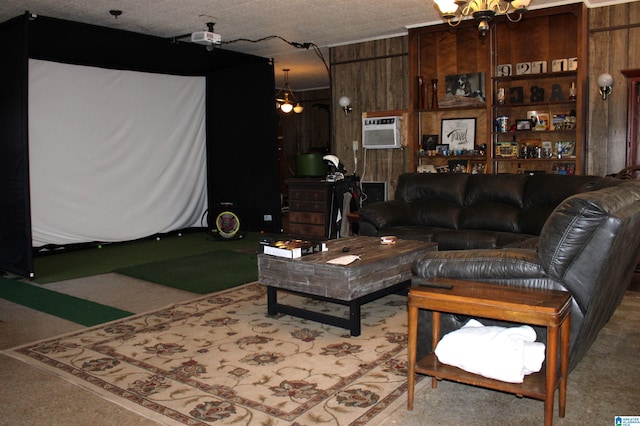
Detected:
left=114, top=250, right=258, bottom=294
left=0, top=277, right=133, bottom=326
left=3, top=282, right=426, bottom=426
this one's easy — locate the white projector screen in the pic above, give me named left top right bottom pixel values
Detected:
left=28, top=59, right=208, bottom=247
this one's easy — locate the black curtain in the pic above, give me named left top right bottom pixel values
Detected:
left=0, top=16, right=33, bottom=277
left=206, top=61, right=282, bottom=233
left=0, top=14, right=279, bottom=277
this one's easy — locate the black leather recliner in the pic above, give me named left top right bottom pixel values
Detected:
left=411, top=181, right=640, bottom=371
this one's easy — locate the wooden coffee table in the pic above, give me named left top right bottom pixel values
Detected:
left=258, top=236, right=436, bottom=336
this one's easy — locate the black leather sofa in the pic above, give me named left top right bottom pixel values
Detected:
left=359, top=173, right=640, bottom=371
left=359, top=173, right=623, bottom=249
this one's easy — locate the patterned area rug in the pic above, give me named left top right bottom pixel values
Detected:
left=4, top=282, right=425, bottom=425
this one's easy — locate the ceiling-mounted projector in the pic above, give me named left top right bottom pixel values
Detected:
left=191, top=31, right=221, bottom=46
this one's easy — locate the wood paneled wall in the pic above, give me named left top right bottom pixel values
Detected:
left=588, top=2, right=640, bottom=176
left=278, top=87, right=330, bottom=181
left=330, top=2, right=640, bottom=194
left=330, top=37, right=409, bottom=199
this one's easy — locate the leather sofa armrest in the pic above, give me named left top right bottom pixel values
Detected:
left=358, top=200, right=412, bottom=231
left=412, top=248, right=546, bottom=281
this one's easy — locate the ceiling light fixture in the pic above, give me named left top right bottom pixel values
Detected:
left=275, top=69, right=304, bottom=114
left=433, top=0, right=532, bottom=36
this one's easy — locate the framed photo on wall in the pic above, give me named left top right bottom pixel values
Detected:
left=441, top=118, right=476, bottom=151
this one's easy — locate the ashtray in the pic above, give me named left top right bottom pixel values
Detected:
left=380, top=236, right=397, bottom=245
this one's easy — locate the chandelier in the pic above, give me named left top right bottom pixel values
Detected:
left=433, top=0, right=532, bottom=36
left=275, top=69, right=303, bottom=114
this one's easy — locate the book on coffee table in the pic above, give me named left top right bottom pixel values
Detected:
left=260, top=239, right=325, bottom=259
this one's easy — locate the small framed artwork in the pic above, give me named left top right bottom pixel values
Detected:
left=527, top=110, right=550, bottom=131
left=441, top=118, right=476, bottom=151
left=445, top=72, right=486, bottom=100
left=422, top=134, right=438, bottom=151
left=435, top=144, right=449, bottom=155
left=516, top=119, right=532, bottom=131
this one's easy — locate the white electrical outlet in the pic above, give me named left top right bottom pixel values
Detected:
left=352, top=140, right=359, bottom=151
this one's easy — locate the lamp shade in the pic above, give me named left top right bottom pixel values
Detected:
left=338, top=96, right=351, bottom=108
left=434, top=0, right=459, bottom=16
left=280, top=103, right=293, bottom=113
left=597, top=73, right=613, bottom=87
left=511, top=0, right=531, bottom=9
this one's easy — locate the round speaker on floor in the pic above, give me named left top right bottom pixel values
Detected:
left=209, top=202, right=244, bottom=240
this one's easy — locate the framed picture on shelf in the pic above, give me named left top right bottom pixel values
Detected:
left=527, top=110, right=550, bottom=131
left=435, top=144, right=449, bottom=155
left=441, top=118, right=476, bottom=151
left=558, top=141, right=576, bottom=157
left=551, top=111, right=577, bottom=130
left=422, top=134, right=438, bottom=151
left=444, top=72, right=486, bottom=103
left=516, top=119, right=532, bottom=131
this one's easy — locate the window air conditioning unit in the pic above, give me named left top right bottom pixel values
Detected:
left=362, top=116, right=402, bottom=149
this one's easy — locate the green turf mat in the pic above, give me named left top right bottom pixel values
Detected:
left=0, top=277, right=133, bottom=326
left=33, top=231, right=262, bottom=284
left=115, top=250, right=258, bottom=294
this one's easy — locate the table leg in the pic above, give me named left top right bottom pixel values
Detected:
left=558, top=315, right=571, bottom=417
left=545, top=325, right=559, bottom=426
left=267, top=286, right=278, bottom=316
left=432, top=311, right=441, bottom=389
left=349, top=300, right=361, bottom=337
left=407, top=302, right=418, bottom=410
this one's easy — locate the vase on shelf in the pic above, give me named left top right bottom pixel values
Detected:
left=430, top=79, right=438, bottom=109
left=416, top=75, right=425, bottom=109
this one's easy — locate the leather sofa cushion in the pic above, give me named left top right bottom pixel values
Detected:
left=459, top=202, right=521, bottom=233
left=464, top=174, right=527, bottom=208
left=458, top=174, right=528, bottom=233
left=396, top=172, right=468, bottom=205
left=411, top=199, right=461, bottom=228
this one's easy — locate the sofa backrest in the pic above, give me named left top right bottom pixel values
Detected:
left=537, top=181, right=640, bottom=363
left=396, top=173, right=469, bottom=229
left=459, top=174, right=528, bottom=233
left=520, top=174, right=622, bottom=235
left=394, top=172, right=622, bottom=235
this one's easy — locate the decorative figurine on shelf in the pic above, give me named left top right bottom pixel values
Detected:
left=430, top=79, right=439, bottom=109
left=569, top=82, right=577, bottom=101
left=497, top=87, right=506, bottom=105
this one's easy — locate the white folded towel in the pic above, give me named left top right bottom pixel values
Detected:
left=434, top=319, right=546, bottom=383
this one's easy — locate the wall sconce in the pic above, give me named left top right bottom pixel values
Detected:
left=338, top=96, right=352, bottom=116
left=597, top=73, right=613, bottom=100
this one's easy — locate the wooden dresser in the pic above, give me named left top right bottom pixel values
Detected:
left=286, top=179, right=336, bottom=240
